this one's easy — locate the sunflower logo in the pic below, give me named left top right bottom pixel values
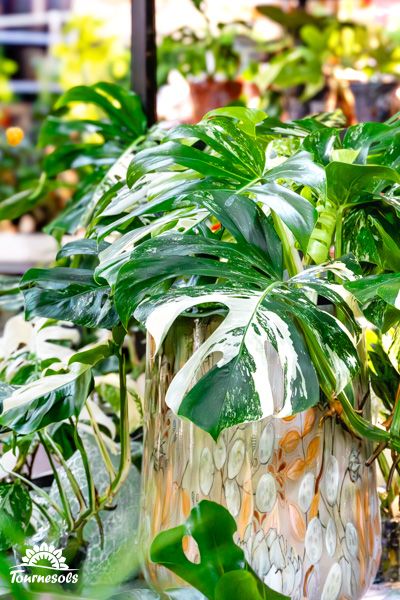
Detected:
left=21, top=543, right=69, bottom=571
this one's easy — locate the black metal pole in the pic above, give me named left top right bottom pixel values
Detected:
left=131, top=0, right=157, bottom=125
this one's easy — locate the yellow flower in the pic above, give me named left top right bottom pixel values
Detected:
left=5, top=126, right=24, bottom=146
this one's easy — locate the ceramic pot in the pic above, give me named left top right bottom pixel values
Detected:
left=140, top=317, right=381, bottom=599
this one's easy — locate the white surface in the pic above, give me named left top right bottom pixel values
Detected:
left=0, top=233, right=58, bottom=272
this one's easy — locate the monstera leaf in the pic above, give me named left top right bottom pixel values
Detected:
left=120, top=233, right=360, bottom=439
left=150, top=500, right=289, bottom=600
left=21, top=267, right=118, bottom=329
left=0, top=482, right=32, bottom=551
left=135, top=284, right=358, bottom=439
left=0, top=363, right=92, bottom=433
left=346, top=272, right=400, bottom=309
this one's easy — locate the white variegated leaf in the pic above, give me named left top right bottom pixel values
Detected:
left=137, top=286, right=320, bottom=439
left=0, top=315, right=79, bottom=363
left=96, top=207, right=208, bottom=285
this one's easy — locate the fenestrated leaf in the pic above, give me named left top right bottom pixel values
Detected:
left=115, top=234, right=273, bottom=327
left=205, top=106, right=267, bottom=136
left=21, top=267, right=118, bottom=329
left=54, top=82, right=146, bottom=138
left=342, top=122, right=393, bottom=164
left=127, top=141, right=252, bottom=188
left=342, top=207, right=400, bottom=271
left=136, top=284, right=320, bottom=439
left=137, top=276, right=359, bottom=438
left=150, top=500, right=288, bottom=600
left=38, top=115, right=120, bottom=147
left=167, top=117, right=265, bottom=178
left=303, top=128, right=339, bottom=165
left=42, top=141, right=119, bottom=177
left=95, top=207, right=209, bottom=286
left=0, top=362, right=92, bottom=433
left=194, top=191, right=283, bottom=276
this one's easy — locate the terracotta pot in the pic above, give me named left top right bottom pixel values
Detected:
left=188, top=79, right=243, bottom=123
left=140, top=317, right=381, bottom=599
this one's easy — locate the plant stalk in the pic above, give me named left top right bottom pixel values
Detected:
left=111, top=349, right=131, bottom=496
left=38, top=432, right=74, bottom=530
left=42, top=431, right=87, bottom=511
left=86, top=399, right=116, bottom=483
left=70, top=419, right=97, bottom=519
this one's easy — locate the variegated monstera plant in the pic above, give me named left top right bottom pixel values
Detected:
left=72, top=105, right=400, bottom=451
left=2, top=85, right=400, bottom=598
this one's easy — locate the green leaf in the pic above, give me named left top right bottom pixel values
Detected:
left=21, top=267, right=118, bottom=329
left=96, top=208, right=209, bottom=286
left=342, top=207, right=400, bottom=271
left=0, top=483, right=31, bottom=551
left=326, top=162, right=400, bottom=206
left=115, top=234, right=272, bottom=327
left=168, top=118, right=265, bottom=177
left=249, top=181, right=317, bottom=252
left=57, top=238, right=109, bottom=260
left=54, top=82, right=146, bottom=137
left=346, top=273, right=400, bottom=309
left=69, top=341, right=113, bottom=366
left=0, top=188, right=41, bottom=221
left=194, top=191, right=283, bottom=276
left=256, top=5, right=326, bottom=33
left=215, top=570, right=276, bottom=600
left=127, top=141, right=252, bottom=188
left=150, top=500, right=289, bottom=600
left=0, top=363, right=92, bottom=433
left=265, top=150, right=326, bottom=192
left=204, top=107, right=267, bottom=136
left=137, top=279, right=358, bottom=438
left=342, top=122, right=392, bottom=164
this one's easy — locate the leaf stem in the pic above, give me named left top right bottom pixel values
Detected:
left=70, top=419, right=97, bottom=519
left=110, top=349, right=131, bottom=496
left=42, top=430, right=87, bottom=512
left=271, top=213, right=300, bottom=277
left=31, top=496, right=60, bottom=535
left=334, top=207, right=343, bottom=259
left=86, top=400, right=116, bottom=484
left=38, top=431, right=74, bottom=529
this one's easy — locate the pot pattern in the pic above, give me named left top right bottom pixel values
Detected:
left=141, top=323, right=381, bottom=600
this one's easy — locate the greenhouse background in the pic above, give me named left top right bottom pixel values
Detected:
left=0, top=1, right=400, bottom=599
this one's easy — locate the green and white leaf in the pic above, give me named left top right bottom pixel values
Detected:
left=0, top=362, right=92, bottom=433
left=136, top=286, right=319, bottom=439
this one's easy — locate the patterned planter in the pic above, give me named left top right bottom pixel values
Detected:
left=140, top=318, right=381, bottom=600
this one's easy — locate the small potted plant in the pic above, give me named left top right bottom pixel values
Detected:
left=256, top=7, right=400, bottom=123
left=157, top=0, right=260, bottom=121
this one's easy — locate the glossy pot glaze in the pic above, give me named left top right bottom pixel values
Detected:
left=140, top=318, right=381, bottom=600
